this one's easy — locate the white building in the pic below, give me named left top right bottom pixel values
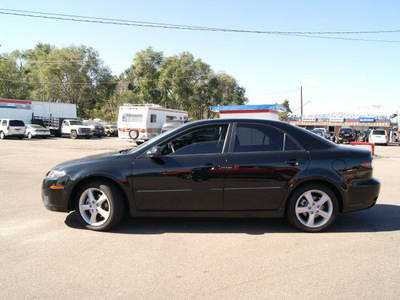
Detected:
left=210, top=104, right=286, bottom=120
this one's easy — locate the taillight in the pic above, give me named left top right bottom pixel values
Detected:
left=7, top=126, right=9, bottom=130
left=140, top=129, right=146, bottom=133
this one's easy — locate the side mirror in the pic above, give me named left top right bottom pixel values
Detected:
left=147, top=146, right=162, bottom=159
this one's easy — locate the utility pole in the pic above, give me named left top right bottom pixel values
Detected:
left=300, top=86, right=303, bottom=117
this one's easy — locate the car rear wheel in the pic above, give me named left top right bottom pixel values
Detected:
left=287, top=183, right=338, bottom=233
left=75, top=181, right=124, bottom=231
left=0, top=131, right=5, bottom=139
left=27, top=132, right=33, bottom=139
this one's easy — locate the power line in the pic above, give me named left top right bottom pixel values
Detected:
left=1, top=8, right=399, bottom=43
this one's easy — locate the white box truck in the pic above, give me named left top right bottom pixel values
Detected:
left=117, top=104, right=188, bottom=143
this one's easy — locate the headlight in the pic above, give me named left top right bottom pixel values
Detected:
left=45, top=169, right=67, bottom=179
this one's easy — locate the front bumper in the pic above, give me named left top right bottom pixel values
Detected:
left=42, top=177, right=71, bottom=212
left=342, top=178, right=381, bottom=213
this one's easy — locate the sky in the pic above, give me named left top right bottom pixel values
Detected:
left=1, top=0, right=399, bottom=117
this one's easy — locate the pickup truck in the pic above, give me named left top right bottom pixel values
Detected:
left=60, top=119, right=92, bottom=139
left=32, top=117, right=92, bottom=139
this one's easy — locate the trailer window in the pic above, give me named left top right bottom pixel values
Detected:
left=166, top=116, right=177, bottom=121
left=150, top=114, right=157, bottom=123
left=122, top=114, right=143, bottom=123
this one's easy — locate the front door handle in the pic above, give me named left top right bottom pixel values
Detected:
left=202, top=163, right=221, bottom=170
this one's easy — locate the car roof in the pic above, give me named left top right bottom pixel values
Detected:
left=180, top=118, right=336, bottom=150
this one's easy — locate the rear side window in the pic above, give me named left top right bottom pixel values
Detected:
left=9, top=120, right=25, bottom=126
left=234, top=123, right=301, bottom=152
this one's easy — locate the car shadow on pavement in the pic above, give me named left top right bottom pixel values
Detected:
left=64, top=204, right=400, bottom=234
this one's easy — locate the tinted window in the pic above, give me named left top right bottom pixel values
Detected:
left=234, top=124, right=284, bottom=152
left=9, top=120, right=25, bottom=126
left=285, top=134, right=302, bottom=151
left=372, top=130, right=386, bottom=135
left=160, top=125, right=228, bottom=155
left=340, top=128, right=352, bottom=134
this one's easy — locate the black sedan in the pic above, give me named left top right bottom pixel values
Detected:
left=42, top=119, right=380, bottom=232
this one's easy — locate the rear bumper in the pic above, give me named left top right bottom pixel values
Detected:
left=342, top=178, right=380, bottom=213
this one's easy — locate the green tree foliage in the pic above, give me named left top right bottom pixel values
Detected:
left=22, top=44, right=114, bottom=118
left=0, top=44, right=247, bottom=120
left=0, top=51, right=30, bottom=99
left=279, top=99, right=292, bottom=120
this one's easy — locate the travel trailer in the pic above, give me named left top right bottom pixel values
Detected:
left=117, top=104, right=188, bottom=143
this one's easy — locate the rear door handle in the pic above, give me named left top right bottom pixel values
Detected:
left=285, top=159, right=304, bottom=166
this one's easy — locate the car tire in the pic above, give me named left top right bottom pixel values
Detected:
left=27, top=132, right=33, bottom=139
left=75, top=181, right=124, bottom=231
left=70, top=131, right=77, bottom=139
left=0, top=131, right=5, bottom=140
left=287, top=183, right=338, bottom=233
left=129, top=129, right=139, bottom=140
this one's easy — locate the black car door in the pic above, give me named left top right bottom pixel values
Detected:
left=132, top=123, right=230, bottom=211
left=224, top=122, right=310, bottom=210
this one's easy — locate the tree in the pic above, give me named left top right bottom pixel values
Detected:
left=123, top=47, right=163, bottom=104
left=0, top=51, right=30, bottom=99
left=279, top=99, right=292, bottom=120
left=23, top=44, right=114, bottom=118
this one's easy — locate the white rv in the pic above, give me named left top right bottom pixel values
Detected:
left=117, top=104, right=188, bottom=143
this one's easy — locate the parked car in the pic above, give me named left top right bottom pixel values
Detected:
left=337, top=127, right=356, bottom=143
left=309, top=129, right=325, bottom=138
left=0, top=119, right=26, bottom=139
left=91, top=125, right=105, bottom=138
left=313, top=128, right=328, bottom=139
left=161, top=120, right=187, bottom=133
left=42, top=119, right=380, bottom=233
left=104, top=125, right=117, bottom=137
left=25, top=124, right=51, bottom=139
left=369, top=129, right=389, bottom=146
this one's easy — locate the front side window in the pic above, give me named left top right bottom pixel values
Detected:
left=234, top=123, right=300, bottom=152
left=160, top=124, right=228, bottom=156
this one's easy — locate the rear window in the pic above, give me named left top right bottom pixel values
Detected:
left=340, top=128, right=352, bottom=133
left=9, top=120, right=25, bottom=126
left=372, top=130, right=386, bottom=135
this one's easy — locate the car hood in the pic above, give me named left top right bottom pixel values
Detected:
left=52, top=149, right=133, bottom=170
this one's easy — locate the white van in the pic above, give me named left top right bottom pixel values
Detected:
left=0, top=119, right=26, bottom=139
left=117, top=104, right=188, bottom=143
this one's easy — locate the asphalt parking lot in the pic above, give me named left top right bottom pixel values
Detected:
left=0, top=137, right=399, bottom=299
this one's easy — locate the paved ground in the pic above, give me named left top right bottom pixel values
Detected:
left=0, top=137, right=399, bottom=299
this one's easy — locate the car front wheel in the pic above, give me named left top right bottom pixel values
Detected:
left=75, top=181, right=124, bottom=231
left=287, top=183, right=338, bottom=233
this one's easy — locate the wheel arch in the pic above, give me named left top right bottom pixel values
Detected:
left=67, top=175, right=130, bottom=213
left=284, top=179, right=344, bottom=216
